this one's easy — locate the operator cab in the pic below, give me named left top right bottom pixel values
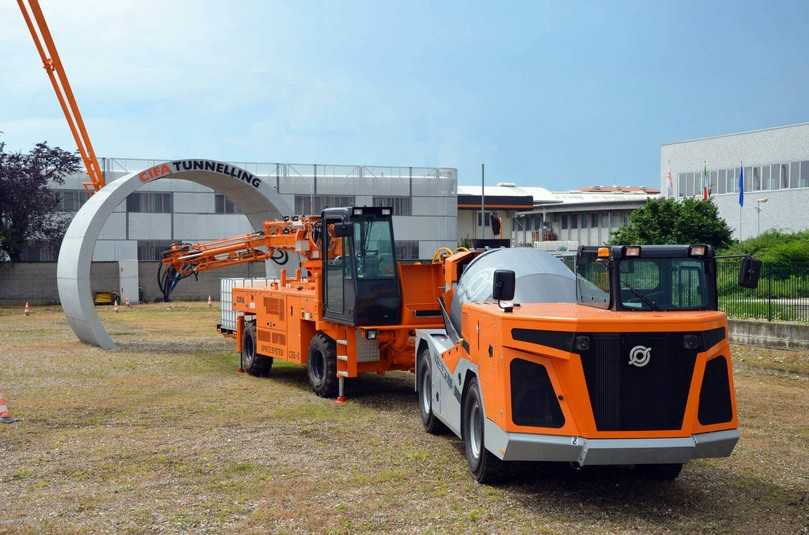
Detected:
left=320, top=206, right=402, bottom=326
left=576, top=245, right=758, bottom=311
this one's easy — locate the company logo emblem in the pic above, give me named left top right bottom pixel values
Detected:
left=628, top=345, right=651, bottom=367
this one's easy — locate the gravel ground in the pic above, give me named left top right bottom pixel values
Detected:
left=1, top=302, right=808, bottom=534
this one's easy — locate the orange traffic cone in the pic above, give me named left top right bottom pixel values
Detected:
left=208, top=295, right=213, bottom=308
left=0, top=393, right=17, bottom=424
left=24, top=302, right=30, bottom=316
left=113, top=299, right=119, bottom=313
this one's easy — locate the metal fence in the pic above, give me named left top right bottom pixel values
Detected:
left=717, top=257, right=809, bottom=322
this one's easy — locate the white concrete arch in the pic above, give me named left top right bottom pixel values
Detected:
left=57, top=159, right=292, bottom=349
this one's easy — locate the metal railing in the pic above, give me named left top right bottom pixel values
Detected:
left=102, top=157, right=456, bottom=181
left=717, top=257, right=809, bottom=322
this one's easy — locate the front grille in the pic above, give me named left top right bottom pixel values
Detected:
left=579, top=333, right=698, bottom=431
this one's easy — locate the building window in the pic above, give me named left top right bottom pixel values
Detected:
left=726, top=168, right=736, bottom=193
left=590, top=213, right=599, bottom=228
left=790, top=162, right=800, bottom=188
left=571, top=214, right=578, bottom=229
left=779, top=163, right=789, bottom=189
left=534, top=215, right=543, bottom=231
left=761, top=166, right=771, bottom=191
left=801, top=161, right=809, bottom=188
left=600, top=213, right=609, bottom=227
left=373, top=196, right=412, bottom=216
left=477, top=212, right=494, bottom=227
left=294, top=195, right=355, bottom=214
left=561, top=214, right=568, bottom=229
left=215, top=194, right=240, bottom=214
left=677, top=173, right=685, bottom=197
left=752, top=167, right=761, bottom=191
left=394, top=240, right=419, bottom=260
left=54, top=190, right=90, bottom=212
left=718, top=170, right=726, bottom=194
left=137, top=240, right=174, bottom=261
left=127, top=192, right=173, bottom=213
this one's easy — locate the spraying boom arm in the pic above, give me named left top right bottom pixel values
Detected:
left=158, top=215, right=324, bottom=301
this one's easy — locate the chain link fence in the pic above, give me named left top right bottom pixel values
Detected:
left=717, top=257, right=809, bottom=322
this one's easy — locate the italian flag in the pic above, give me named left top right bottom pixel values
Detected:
left=703, top=161, right=711, bottom=200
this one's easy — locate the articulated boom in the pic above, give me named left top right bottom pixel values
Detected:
left=159, top=215, right=324, bottom=301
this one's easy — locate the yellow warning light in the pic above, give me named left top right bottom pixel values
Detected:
left=597, top=247, right=609, bottom=258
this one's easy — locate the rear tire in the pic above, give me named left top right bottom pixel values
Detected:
left=241, top=321, right=273, bottom=376
left=417, top=348, right=447, bottom=435
left=463, top=377, right=504, bottom=484
left=307, top=333, right=339, bottom=398
left=637, top=463, right=683, bottom=480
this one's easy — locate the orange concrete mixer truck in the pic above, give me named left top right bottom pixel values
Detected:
left=160, top=206, right=760, bottom=483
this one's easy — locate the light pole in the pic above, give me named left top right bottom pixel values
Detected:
left=755, top=197, right=768, bottom=236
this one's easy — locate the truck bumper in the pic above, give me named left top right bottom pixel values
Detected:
left=485, top=420, right=739, bottom=465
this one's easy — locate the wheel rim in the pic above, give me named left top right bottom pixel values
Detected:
left=421, top=367, right=432, bottom=415
left=311, top=350, right=325, bottom=383
left=468, top=398, right=482, bottom=459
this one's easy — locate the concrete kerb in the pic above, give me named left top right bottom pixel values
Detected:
left=57, top=159, right=292, bottom=350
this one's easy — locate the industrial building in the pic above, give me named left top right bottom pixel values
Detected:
left=28, top=158, right=458, bottom=264
left=660, top=122, right=809, bottom=239
left=456, top=184, right=536, bottom=245
left=511, top=186, right=658, bottom=247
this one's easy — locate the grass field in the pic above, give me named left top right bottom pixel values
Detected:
left=1, top=303, right=808, bottom=534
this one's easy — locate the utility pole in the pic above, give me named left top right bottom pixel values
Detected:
left=480, top=163, right=485, bottom=241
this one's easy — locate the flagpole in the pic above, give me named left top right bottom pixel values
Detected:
left=739, top=161, right=743, bottom=240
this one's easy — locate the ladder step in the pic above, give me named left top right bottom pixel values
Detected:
left=337, top=371, right=349, bottom=377
left=337, top=355, right=348, bottom=361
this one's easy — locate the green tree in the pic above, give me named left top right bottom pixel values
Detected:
left=610, top=197, right=733, bottom=249
left=0, top=140, right=81, bottom=262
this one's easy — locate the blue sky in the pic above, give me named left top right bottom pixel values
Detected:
left=3, top=1, right=808, bottom=188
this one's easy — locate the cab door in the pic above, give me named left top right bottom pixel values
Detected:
left=322, top=219, right=356, bottom=324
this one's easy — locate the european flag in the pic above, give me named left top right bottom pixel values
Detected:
left=738, top=164, right=744, bottom=207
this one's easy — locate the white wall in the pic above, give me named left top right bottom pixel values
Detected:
left=661, top=123, right=809, bottom=239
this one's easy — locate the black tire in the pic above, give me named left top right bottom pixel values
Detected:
left=241, top=321, right=273, bottom=376
left=462, top=377, right=504, bottom=484
left=636, top=463, right=683, bottom=481
left=307, top=332, right=339, bottom=398
left=417, top=348, right=447, bottom=435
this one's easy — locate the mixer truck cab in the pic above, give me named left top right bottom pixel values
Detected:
left=416, top=245, right=760, bottom=483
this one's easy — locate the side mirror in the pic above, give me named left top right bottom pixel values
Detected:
left=334, top=223, right=352, bottom=237
left=493, top=269, right=516, bottom=305
left=739, top=256, right=762, bottom=289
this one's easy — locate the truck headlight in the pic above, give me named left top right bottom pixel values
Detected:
left=574, top=335, right=590, bottom=351
left=683, top=334, right=700, bottom=350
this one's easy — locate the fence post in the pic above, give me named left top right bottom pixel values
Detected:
left=766, top=266, right=772, bottom=322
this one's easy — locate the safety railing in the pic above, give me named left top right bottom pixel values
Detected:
left=102, top=158, right=456, bottom=181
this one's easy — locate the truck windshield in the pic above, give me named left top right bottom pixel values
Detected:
left=618, top=258, right=711, bottom=311
left=353, top=218, right=396, bottom=279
